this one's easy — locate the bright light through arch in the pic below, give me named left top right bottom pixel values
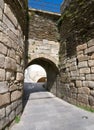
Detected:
left=24, top=64, right=47, bottom=83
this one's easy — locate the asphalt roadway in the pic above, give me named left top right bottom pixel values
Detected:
left=11, top=83, right=94, bottom=130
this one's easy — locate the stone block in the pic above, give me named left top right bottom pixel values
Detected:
left=70, top=70, right=79, bottom=77
left=7, top=29, right=17, bottom=44
left=9, top=84, right=17, bottom=92
left=6, top=104, right=12, bottom=116
left=9, top=111, right=15, bottom=122
left=0, top=108, right=5, bottom=119
left=70, top=66, right=77, bottom=71
left=88, top=60, right=94, bottom=67
left=3, top=14, right=17, bottom=35
left=6, top=71, right=12, bottom=81
left=5, top=57, right=16, bottom=71
left=77, top=51, right=83, bottom=56
left=88, top=96, right=94, bottom=106
left=8, top=48, right=16, bottom=59
left=88, top=81, right=94, bottom=88
left=87, top=39, right=94, bottom=47
left=11, top=90, right=22, bottom=102
left=0, top=7, right=2, bottom=20
left=76, top=80, right=82, bottom=88
left=0, top=42, right=7, bottom=55
left=0, top=0, right=4, bottom=9
left=0, top=82, right=8, bottom=94
left=77, top=54, right=89, bottom=62
left=83, top=81, right=89, bottom=87
left=16, top=72, right=23, bottom=81
left=78, top=87, right=90, bottom=95
left=0, top=32, right=12, bottom=47
left=16, top=64, right=23, bottom=72
left=4, top=4, right=17, bottom=27
left=91, top=67, right=94, bottom=73
left=17, top=99, right=22, bottom=105
left=0, top=69, right=5, bottom=81
left=77, top=94, right=88, bottom=104
left=0, top=117, right=9, bottom=130
left=77, top=44, right=87, bottom=51
left=91, top=54, right=94, bottom=60
left=70, top=87, right=77, bottom=93
left=69, top=82, right=75, bottom=87
left=86, top=74, right=94, bottom=80
left=16, top=104, right=22, bottom=115
left=0, top=93, right=10, bottom=107
left=90, top=91, right=94, bottom=97
left=85, top=46, right=94, bottom=54
left=80, top=68, right=90, bottom=74
left=11, top=101, right=18, bottom=110
left=16, top=55, right=21, bottom=64
left=78, top=61, right=88, bottom=68
left=0, top=54, right=5, bottom=68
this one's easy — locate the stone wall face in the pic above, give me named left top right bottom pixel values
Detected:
left=59, top=39, right=94, bottom=108
left=29, top=9, right=60, bottom=41
left=28, top=39, right=59, bottom=67
left=58, top=0, right=94, bottom=108
left=28, top=9, right=60, bottom=66
left=28, top=9, right=60, bottom=94
left=0, top=0, right=27, bottom=129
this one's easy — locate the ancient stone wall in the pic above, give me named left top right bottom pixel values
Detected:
left=28, top=9, right=60, bottom=41
left=27, top=9, right=60, bottom=93
left=0, top=0, right=27, bottom=129
left=58, top=0, right=94, bottom=108
left=28, top=9, right=60, bottom=67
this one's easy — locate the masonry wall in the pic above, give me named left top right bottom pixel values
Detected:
left=58, top=0, right=94, bottom=108
left=0, top=0, right=27, bottom=129
left=28, top=9, right=60, bottom=93
left=28, top=9, right=60, bottom=66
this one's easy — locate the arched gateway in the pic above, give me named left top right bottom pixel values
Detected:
left=27, top=57, right=59, bottom=91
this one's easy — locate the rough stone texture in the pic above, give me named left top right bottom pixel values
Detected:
left=28, top=39, right=59, bottom=67
left=0, top=82, right=8, bottom=94
left=5, top=57, right=16, bottom=71
left=28, top=9, right=60, bottom=67
left=0, top=54, right=5, bottom=68
left=0, top=93, right=10, bottom=107
left=0, top=108, right=5, bottom=119
left=0, top=69, right=5, bottom=81
left=6, top=104, right=12, bottom=116
left=28, top=9, right=60, bottom=93
left=11, top=91, right=22, bottom=102
left=29, top=9, right=60, bottom=41
left=16, top=73, right=23, bottom=81
left=0, top=0, right=27, bottom=129
left=58, top=0, right=94, bottom=108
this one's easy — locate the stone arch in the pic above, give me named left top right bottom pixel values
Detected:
left=27, top=57, right=59, bottom=91
left=28, top=54, right=59, bottom=68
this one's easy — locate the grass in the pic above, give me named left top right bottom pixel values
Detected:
left=77, top=105, right=94, bottom=113
left=15, top=115, right=20, bottom=123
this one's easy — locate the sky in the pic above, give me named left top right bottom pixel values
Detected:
left=28, top=0, right=63, bottom=13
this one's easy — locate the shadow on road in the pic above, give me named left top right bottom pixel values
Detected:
left=23, top=82, right=47, bottom=108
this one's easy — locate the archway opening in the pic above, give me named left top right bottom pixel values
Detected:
left=23, top=57, right=59, bottom=107
left=24, top=64, right=47, bottom=91
left=26, top=57, right=59, bottom=91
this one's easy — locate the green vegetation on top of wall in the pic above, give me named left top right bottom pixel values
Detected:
left=59, top=0, right=94, bottom=57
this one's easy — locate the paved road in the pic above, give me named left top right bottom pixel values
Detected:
left=11, top=83, right=94, bottom=130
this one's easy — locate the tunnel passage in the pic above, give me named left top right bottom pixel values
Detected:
left=27, top=57, right=59, bottom=91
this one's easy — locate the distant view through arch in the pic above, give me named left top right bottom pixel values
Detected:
left=24, top=64, right=47, bottom=83
left=26, top=57, right=59, bottom=91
